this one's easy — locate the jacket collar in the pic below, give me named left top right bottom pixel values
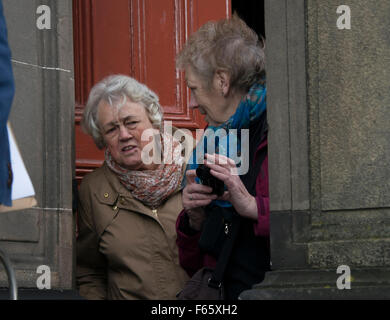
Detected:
left=94, top=162, right=182, bottom=216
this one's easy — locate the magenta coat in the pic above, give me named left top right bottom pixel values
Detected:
left=176, top=138, right=269, bottom=277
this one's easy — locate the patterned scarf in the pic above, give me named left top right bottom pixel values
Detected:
left=105, top=132, right=184, bottom=209
left=185, top=82, right=267, bottom=207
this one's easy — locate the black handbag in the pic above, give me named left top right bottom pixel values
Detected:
left=177, top=213, right=240, bottom=300
left=176, top=267, right=224, bottom=300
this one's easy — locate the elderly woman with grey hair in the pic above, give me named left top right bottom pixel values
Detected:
left=175, top=15, right=270, bottom=300
left=76, top=75, right=192, bottom=300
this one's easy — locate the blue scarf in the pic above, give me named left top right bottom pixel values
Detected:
left=183, top=82, right=267, bottom=207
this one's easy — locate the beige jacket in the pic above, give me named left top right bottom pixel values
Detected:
left=76, top=130, right=193, bottom=300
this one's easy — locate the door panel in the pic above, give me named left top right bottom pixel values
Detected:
left=73, top=0, right=231, bottom=184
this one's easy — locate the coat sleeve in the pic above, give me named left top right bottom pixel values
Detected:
left=253, top=154, right=270, bottom=237
left=76, top=182, right=108, bottom=300
left=0, top=1, right=14, bottom=125
left=0, top=2, right=15, bottom=207
left=175, top=210, right=204, bottom=277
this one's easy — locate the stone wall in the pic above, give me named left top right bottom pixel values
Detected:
left=242, top=0, right=390, bottom=299
left=0, top=0, right=75, bottom=289
left=306, top=0, right=390, bottom=270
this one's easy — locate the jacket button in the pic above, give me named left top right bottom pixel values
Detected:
left=104, top=193, right=109, bottom=198
left=113, top=205, right=118, bottom=211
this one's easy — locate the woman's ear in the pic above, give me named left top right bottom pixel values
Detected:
left=214, top=69, right=231, bottom=97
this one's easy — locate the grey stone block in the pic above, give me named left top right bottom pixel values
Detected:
left=315, top=0, right=390, bottom=210
left=240, top=268, right=390, bottom=300
left=0, top=209, right=40, bottom=243
left=308, top=240, right=389, bottom=268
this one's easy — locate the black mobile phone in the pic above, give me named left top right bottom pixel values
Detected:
left=196, top=164, right=225, bottom=197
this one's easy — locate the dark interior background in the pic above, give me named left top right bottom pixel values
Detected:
left=232, top=0, right=265, bottom=39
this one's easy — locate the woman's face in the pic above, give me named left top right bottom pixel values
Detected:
left=185, top=66, right=231, bottom=127
left=98, top=99, right=157, bottom=170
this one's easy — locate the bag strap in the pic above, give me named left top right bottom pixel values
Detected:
left=208, top=212, right=240, bottom=289
left=208, top=112, right=268, bottom=289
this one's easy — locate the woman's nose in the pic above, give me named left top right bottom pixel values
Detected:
left=118, top=124, right=132, bottom=140
left=189, top=93, right=198, bottom=109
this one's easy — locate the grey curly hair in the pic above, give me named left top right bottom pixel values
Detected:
left=82, top=75, right=163, bottom=149
left=176, top=14, right=265, bottom=92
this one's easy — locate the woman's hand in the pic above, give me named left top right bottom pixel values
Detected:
left=204, top=153, right=258, bottom=220
left=182, top=169, right=218, bottom=231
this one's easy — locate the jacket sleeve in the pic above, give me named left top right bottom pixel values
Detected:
left=175, top=210, right=204, bottom=277
left=0, top=2, right=15, bottom=207
left=0, top=2, right=14, bottom=126
left=253, top=154, right=270, bottom=237
left=76, top=182, right=108, bottom=300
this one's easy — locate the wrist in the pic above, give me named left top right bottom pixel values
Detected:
left=244, top=196, right=258, bottom=220
left=188, top=216, right=203, bottom=231
left=180, top=211, right=200, bottom=236
left=185, top=208, right=205, bottom=231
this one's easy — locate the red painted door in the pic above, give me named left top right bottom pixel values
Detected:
left=73, top=0, right=231, bottom=183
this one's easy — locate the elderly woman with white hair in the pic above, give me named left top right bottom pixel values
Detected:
left=175, top=15, right=270, bottom=300
left=76, top=75, right=192, bottom=300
